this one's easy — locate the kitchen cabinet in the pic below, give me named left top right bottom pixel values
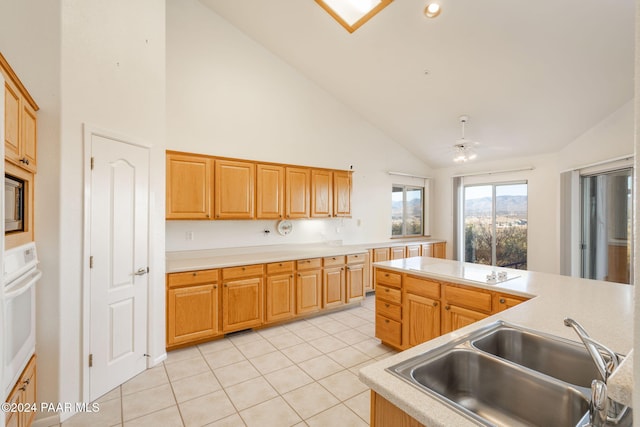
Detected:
left=265, top=261, right=295, bottom=323
left=285, top=167, right=310, bottom=219
left=433, top=241, right=446, bottom=258
left=2, top=54, right=38, bottom=174
left=403, top=275, right=441, bottom=348
left=214, top=159, right=255, bottom=219
left=166, top=153, right=213, bottom=219
left=406, top=244, right=421, bottom=258
left=441, top=283, right=492, bottom=334
left=390, top=246, right=406, bottom=260
left=371, top=391, right=423, bottom=427
left=375, top=269, right=402, bottom=348
left=493, top=292, right=527, bottom=313
left=311, top=169, right=332, bottom=217
left=345, top=253, right=366, bottom=303
left=296, top=258, right=323, bottom=314
left=5, top=355, right=36, bottom=427
left=323, top=256, right=346, bottom=308
left=256, top=163, right=284, bottom=219
left=372, top=247, right=390, bottom=262
left=332, top=170, right=352, bottom=217
left=166, top=269, right=219, bottom=348
left=222, top=265, right=264, bottom=333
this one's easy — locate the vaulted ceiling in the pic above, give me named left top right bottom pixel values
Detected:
left=200, top=0, right=635, bottom=168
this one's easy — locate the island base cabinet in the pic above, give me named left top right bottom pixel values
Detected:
left=167, top=284, right=219, bottom=346
left=375, top=314, right=402, bottom=349
left=442, top=304, right=489, bottom=334
left=404, top=293, right=440, bottom=348
left=222, top=277, right=263, bottom=333
left=371, top=391, right=424, bottom=427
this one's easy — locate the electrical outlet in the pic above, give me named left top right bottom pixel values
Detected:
left=186, top=231, right=194, bottom=241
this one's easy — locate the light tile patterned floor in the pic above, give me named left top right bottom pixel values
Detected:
left=58, top=295, right=395, bottom=427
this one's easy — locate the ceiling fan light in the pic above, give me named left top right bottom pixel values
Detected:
left=424, top=3, right=441, bottom=18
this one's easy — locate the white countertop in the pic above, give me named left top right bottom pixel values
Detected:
left=165, top=239, right=445, bottom=273
left=359, top=257, right=634, bottom=426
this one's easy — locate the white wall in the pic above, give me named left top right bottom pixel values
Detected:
left=58, top=0, right=166, bottom=420
left=165, top=0, right=432, bottom=252
left=0, top=0, right=62, bottom=419
left=432, top=100, right=634, bottom=275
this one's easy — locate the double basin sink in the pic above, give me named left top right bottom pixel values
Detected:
left=387, top=321, right=629, bottom=427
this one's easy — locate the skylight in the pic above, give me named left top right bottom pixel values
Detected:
left=315, top=0, right=393, bottom=33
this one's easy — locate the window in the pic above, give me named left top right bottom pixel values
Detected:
left=392, top=185, right=423, bottom=236
left=315, top=0, right=393, bottom=33
left=463, top=182, right=528, bottom=269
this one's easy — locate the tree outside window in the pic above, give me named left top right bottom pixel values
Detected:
left=392, top=185, right=423, bottom=237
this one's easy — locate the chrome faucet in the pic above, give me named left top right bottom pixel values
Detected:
left=564, top=318, right=629, bottom=425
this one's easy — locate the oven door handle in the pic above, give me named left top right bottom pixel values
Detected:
left=4, top=270, right=41, bottom=299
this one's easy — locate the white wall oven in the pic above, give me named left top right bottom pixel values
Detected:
left=3, top=242, right=40, bottom=399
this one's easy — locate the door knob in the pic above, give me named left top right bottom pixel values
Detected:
left=135, top=267, right=149, bottom=276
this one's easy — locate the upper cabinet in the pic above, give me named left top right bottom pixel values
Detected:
left=165, top=151, right=352, bottom=220
left=285, top=167, right=310, bottom=219
left=2, top=53, right=38, bottom=174
left=333, top=170, right=352, bottom=217
left=166, top=153, right=213, bottom=219
left=214, top=159, right=255, bottom=219
left=256, top=164, right=284, bottom=220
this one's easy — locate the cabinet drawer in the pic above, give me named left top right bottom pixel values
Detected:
left=377, top=284, right=401, bottom=304
left=346, top=253, right=366, bottom=264
left=404, top=275, right=440, bottom=300
left=376, top=315, right=402, bottom=347
left=266, top=261, right=294, bottom=274
left=167, top=269, right=218, bottom=288
left=445, top=284, right=492, bottom=313
left=222, top=264, right=265, bottom=280
left=296, top=258, right=322, bottom=270
left=376, top=269, right=401, bottom=288
left=376, top=300, right=401, bottom=321
left=323, top=255, right=346, bottom=267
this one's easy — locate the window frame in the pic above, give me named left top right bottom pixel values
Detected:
left=392, top=184, right=424, bottom=237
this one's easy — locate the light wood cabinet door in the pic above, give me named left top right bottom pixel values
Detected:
left=285, top=167, right=310, bottom=218
left=167, top=284, right=219, bottom=346
left=371, top=391, right=424, bottom=427
left=406, top=245, right=421, bottom=258
left=4, top=78, right=21, bottom=165
left=390, top=246, right=406, bottom=260
left=433, top=242, right=446, bottom=259
left=222, top=277, right=263, bottom=332
left=333, top=170, right=351, bottom=216
left=323, top=266, right=345, bottom=308
left=296, top=269, right=322, bottom=314
left=404, top=293, right=440, bottom=348
left=20, top=101, right=37, bottom=173
left=166, top=153, right=212, bottom=219
left=346, top=263, right=364, bottom=303
left=493, top=293, right=528, bottom=313
left=373, top=247, right=390, bottom=263
left=5, top=355, right=36, bottom=427
left=214, top=159, right=255, bottom=219
left=256, top=164, right=284, bottom=219
left=266, top=273, right=295, bottom=323
left=311, top=169, right=332, bottom=217
left=5, top=382, right=20, bottom=427
left=441, top=304, right=489, bottom=334
left=421, top=243, right=433, bottom=257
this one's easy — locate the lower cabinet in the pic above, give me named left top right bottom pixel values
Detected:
left=404, top=292, right=440, bottom=348
left=5, top=355, right=36, bottom=427
left=346, top=253, right=366, bottom=303
left=222, top=265, right=264, bottom=333
left=296, top=258, right=323, bottom=314
left=371, top=391, right=424, bottom=427
left=441, top=283, right=492, bottom=334
left=166, top=269, right=220, bottom=348
left=323, top=256, right=346, bottom=308
left=265, top=262, right=295, bottom=323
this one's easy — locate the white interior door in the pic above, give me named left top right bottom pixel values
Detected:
left=89, top=134, right=149, bottom=401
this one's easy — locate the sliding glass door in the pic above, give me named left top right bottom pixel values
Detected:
left=580, top=168, right=632, bottom=284
left=463, top=182, right=528, bottom=269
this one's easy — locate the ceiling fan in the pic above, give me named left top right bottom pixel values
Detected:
left=453, top=115, right=479, bottom=163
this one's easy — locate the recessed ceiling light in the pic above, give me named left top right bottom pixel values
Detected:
left=424, top=2, right=441, bottom=18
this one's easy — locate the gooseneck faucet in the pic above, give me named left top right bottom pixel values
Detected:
left=564, top=318, right=628, bottom=426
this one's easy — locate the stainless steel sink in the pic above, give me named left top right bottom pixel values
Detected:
left=387, top=321, right=628, bottom=427
left=471, top=325, right=603, bottom=388
left=399, top=348, right=589, bottom=427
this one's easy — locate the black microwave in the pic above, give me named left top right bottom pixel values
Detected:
left=5, top=174, right=24, bottom=233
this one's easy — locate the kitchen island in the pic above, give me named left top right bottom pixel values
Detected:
left=359, top=257, right=634, bottom=426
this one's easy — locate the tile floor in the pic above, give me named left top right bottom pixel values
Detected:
left=57, top=295, right=396, bottom=427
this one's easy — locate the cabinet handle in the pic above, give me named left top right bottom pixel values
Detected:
left=433, top=302, right=438, bottom=307
left=332, top=257, right=336, bottom=260
left=224, top=284, right=228, bottom=287
left=19, top=385, right=27, bottom=391
left=192, top=272, right=197, bottom=276
left=385, top=319, right=390, bottom=324
left=213, top=285, right=217, bottom=289
left=384, top=273, right=389, bottom=277
left=499, top=298, right=506, bottom=304
left=297, top=273, right=301, bottom=277
left=242, top=267, right=246, bottom=271
left=385, top=289, right=390, bottom=293
left=445, top=305, right=450, bottom=311
left=385, top=303, right=390, bottom=308
left=206, top=214, right=210, bottom=218
left=290, top=275, right=293, bottom=278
